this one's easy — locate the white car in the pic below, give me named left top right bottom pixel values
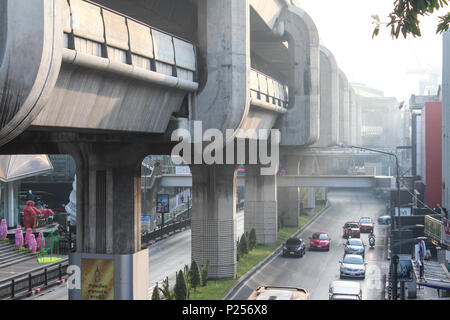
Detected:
left=344, top=238, right=365, bottom=258
left=329, top=280, right=362, bottom=300
left=340, top=254, right=367, bottom=279
left=377, top=215, right=391, bottom=225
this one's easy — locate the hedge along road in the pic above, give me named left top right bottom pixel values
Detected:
left=226, top=188, right=389, bottom=300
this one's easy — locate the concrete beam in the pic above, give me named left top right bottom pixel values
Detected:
left=0, top=0, right=63, bottom=147
left=195, top=0, right=250, bottom=136
left=277, top=175, right=379, bottom=188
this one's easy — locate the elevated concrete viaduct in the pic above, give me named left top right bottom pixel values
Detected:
left=0, top=0, right=401, bottom=298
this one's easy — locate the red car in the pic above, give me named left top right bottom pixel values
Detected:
left=359, top=217, right=374, bottom=233
left=309, top=232, right=331, bottom=251
left=343, top=222, right=360, bottom=239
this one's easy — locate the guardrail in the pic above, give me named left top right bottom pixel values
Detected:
left=142, top=219, right=190, bottom=246
left=63, top=0, right=197, bottom=84
left=0, top=259, right=69, bottom=300
left=250, top=69, right=288, bottom=109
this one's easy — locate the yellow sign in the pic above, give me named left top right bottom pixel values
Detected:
left=81, top=259, right=114, bottom=300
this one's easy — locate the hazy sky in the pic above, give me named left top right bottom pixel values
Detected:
left=300, top=0, right=444, bottom=102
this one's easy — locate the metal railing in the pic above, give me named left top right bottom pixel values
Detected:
left=0, top=259, right=69, bottom=300
left=142, top=219, right=190, bottom=246
left=250, top=68, right=288, bottom=109
left=63, top=0, right=197, bottom=81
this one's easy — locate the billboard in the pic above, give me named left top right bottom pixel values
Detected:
left=141, top=215, right=151, bottom=234
left=157, top=194, right=169, bottom=213
left=397, top=255, right=413, bottom=282
left=175, top=166, right=191, bottom=174
left=395, top=207, right=412, bottom=216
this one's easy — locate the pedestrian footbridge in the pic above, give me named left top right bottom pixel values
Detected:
left=158, top=173, right=393, bottom=189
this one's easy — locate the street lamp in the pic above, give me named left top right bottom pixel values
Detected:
left=337, top=143, right=401, bottom=300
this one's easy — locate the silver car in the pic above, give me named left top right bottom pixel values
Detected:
left=344, top=238, right=365, bottom=258
left=340, top=254, right=367, bottom=279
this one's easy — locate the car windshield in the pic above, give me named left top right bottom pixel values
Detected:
left=343, top=256, right=364, bottom=264
left=360, top=219, right=372, bottom=223
left=286, top=238, right=301, bottom=245
left=346, top=223, right=358, bottom=228
left=348, top=239, right=363, bottom=246
left=312, top=234, right=328, bottom=240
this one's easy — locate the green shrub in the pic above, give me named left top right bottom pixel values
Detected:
left=174, top=269, right=188, bottom=300
left=239, top=234, right=248, bottom=255
left=249, top=228, right=257, bottom=250
left=201, top=260, right=210, bottom=286
left=151, top=282, right=160, bottom=300
left=189, top=260, right=202, bottom=292
left=159, top=277, right=174, bottom=300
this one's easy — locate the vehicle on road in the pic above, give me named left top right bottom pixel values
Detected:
left=343, top=222, right=360, bottom=238
left=339, top=254, right=367, bottom=279
left=282, top=237, right=306, bottom=258
left=358, top=217, right=374, bottom=233
left=369, top=232, right=375, bottom=248
left=309, top=232, right=331, bottom=251
left=329, top=280, right=362, bottom=300
left=248, top=286, right=310, bottom=300
left=378, top=215, right=391, bottom=225
left=344, top=238, right=365, bottom=258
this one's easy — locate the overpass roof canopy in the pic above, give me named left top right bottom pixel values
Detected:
left=0, top=155, right=53, bottom=182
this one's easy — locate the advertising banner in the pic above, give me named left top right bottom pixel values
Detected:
left=157, top=194, right=169, bottom=213
left=442, top=215, right=450, bottom=246
left=81, top=259, right=114, bottom=300
left=395, top=207, right=412, bottom=216
left=141, top=215, right=151, bottom=234
left=397, top=254, right=413, bottom=282
left=175, top=166, right=191, bottom=174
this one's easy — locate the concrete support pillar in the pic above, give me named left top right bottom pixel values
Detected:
left=244, top=165, right=277, bottom=245
left=305, top=187, right=316, bottom=214
left=278, top=156, right=300, bottom=227
left=62, top=142, right=149, bottom=300
left=191, top=164, right=237, bottom=280
left=7, top=182, right=15, bottom=227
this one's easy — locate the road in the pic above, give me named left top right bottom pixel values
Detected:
left=28, top=210, right=245, bottom=300
left=228, top=188, right=389, bottom=300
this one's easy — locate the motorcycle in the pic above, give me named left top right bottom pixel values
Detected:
left=368, top=233, right=375, bottom=248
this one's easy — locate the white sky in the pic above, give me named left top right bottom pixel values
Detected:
left=300, top=0, right=445, bottom=102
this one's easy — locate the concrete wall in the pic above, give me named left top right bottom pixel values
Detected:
left=0, top=0, right=63, bottom=147
left=423, top=101, right=442, bottom=208
left=442, top=31, right=450, bottom=210
left=276, top=5, right=320, bottom=146
left=339, top=70, right=350, bottom=145
left=312, top=45, right=339, bottom=147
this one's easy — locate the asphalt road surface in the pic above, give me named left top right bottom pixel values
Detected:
left=228, top=188, right=389, bottom=300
